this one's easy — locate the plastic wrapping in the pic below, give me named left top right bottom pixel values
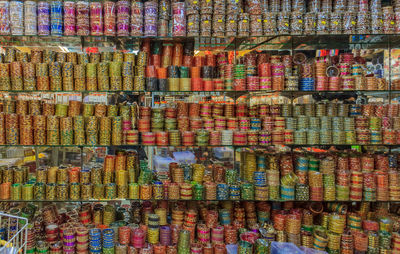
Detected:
left=90, top=1, right=103, bottom=36
left=63, top=1, right=76, bottom=36
left=213, top=15, right=225, bottom=37
left=24, top=1, right=37, bottom=35
left=250, top=15, right=263, bottom=36
left=248, top=0, right=262, bottom=15
left=271, top=242, right=303, bottom=254
left=131, top=1, right=143, bottom=36
left=201, top=14, right=212, bottom=37
left=292, top=0, right=306, bottom=13
left=330, top=12, right=342, bottom=34
left=281, top=0, right=291, bottom=12
left=238, top=13, right=250, bottom=37
left=187, top=14, right=200, bottom=36
left=227, top=0, right=242, bottom=14
left=343, top=12, right=357, bottom=34
left=159, top=0, right=170, bottom=20
left=50, top=1, right=63, bottom=36
left=146, top=77, right=158, bottom=91
left=158, top=79, right=168, bottom=91
left=117, top=0, right=130, bottom=36
left=317, top=12, right=330, bottom=34
left=308, top=0, right=320, bottom=12
left=277, top=12, right=290, bottom=35
left=321, top=0, right=332, bottom=12
left=200, top=0, right=213, bottom=14
left=371, top=12, right=383, bottom=34
left=144, top=1, right=158, bottom=36
left=371, top=0, right=381, bottom=13
left=359, top=0, right=369, bottom=13
left=226, top=14, right=238, bottom=37
left=38, top=1, right=50, bottom=36
left=357, top=12, right=371, bottom=34
left=264, top=12, right=277, bottom=35
left=10, top=0, right=23, bottom=35
left=186, top=0, right=200, bottom=15
left=76, top=1, right=89, bottom=36
left=214, top=0, right=226, bottom=14
left=172, top=2, right=186, bottom=36
left=347, top=0, right=358, bottom=12
left=383, top=7, right=395, bottom=34
left=290, top=12, right=303, bottom=35
left=0, top=1, right=10, bottom=35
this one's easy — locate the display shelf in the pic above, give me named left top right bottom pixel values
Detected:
left=0, top=90, right=147, bottom=94
left=1, top=89, right=396, bottom=95
left=0, top=199, right=395, bottom=203
left=0, top=144, right=397, bottom=148
left=0, top=34, right=400, bottom=50
left=3, top=90, right=398, bottom=101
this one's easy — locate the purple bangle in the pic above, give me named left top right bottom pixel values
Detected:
left=63, top=235, right=75, bottom=240
left=63, top=242, right=75, bottom=247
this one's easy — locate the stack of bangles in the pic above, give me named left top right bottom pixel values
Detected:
left=2, top=149, right=400, bottom=202
left=2, top=200, right=400, bottom=254
left=2, top=99, right=400, bottom=146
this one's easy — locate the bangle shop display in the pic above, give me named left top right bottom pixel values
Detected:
left=2, top=201, right=400, bottom=254
left=2, top=0, right=400, bottom=254
left=0, top=47, right=392, bottom=92
left=0, top=0, right=400, bottom=36
left=0, top=100, right=400, bottom=146
left=1, top=149, right=400, bottom=202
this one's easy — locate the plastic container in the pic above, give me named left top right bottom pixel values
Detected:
left=271, top=242, right=303, bottom=254
left=299, top=246, right=328, bottom=254
left=172, top=151, right=196, bottom=164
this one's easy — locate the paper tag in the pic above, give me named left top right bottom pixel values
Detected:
left=391, top=21, right=395, bottom=25
left=351, top=21, right=356, bottom=25
left=218, top=19, right=222, bottom=23
left=243, top=20, right=248, bottom=23
left=188, top=22, right=193, bottom=26
left=230, top=20, right=235, bottom=23
left=380, top=19, right=383, bottom=24
left=206, top=0, right=210, bottom=2
left=264, top=20, right=268, bottom=23
left=298, top=20, right=303, bottom=24
left=162, top=7, right=166, bottom=11
left=285, top=23, right=289, bottom=27
left=257, top=19, right=261, bottom=22
left=204, top=21, right=209, bottom=24
left=193, top=1, right=197, bottom=4
left=333, top=21, right=338, bottom=25
left=321, top=21, right=326, bottom=25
